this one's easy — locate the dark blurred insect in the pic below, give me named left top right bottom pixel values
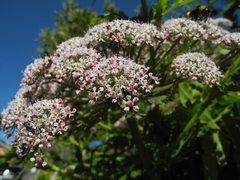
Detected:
left=185, top=5, right=211, bottom=22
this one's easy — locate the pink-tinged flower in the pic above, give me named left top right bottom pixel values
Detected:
left=30, top=153, right=46, bottom=167
left=1, top=98, right=76, bottom=166
left=56, top=37, right=89, bottom=52
left=161, top=18, right=206, bottom=41
left=77, top=56, right=159, bottom=112
left=85, top=20, right=164, bottom=47
left=199, top=22, right=229, bottom=44
left=21, top=56, right=58, bottom=86
left=51, top=46, right=102, bottom=83
left=1, top=87, right=29, bottom=132
left=171, top=53, right=224, bottom=86
left=222, top=32, right=240, bottom=48
left=209, top=18, right=233, bottom=27
left=160, top=18, right=228, bottom=45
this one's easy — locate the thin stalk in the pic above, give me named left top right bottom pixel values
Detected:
left=152, top=83, right=174, bottom=94
left=217, top=49, right=240, bottom=66
left=141, top=0, right=148, bottom=20
left=187, top=40, right=198, bottom=52
left=126, top=115, right=156, bottom=180
left=47, top=162, right=82, bottom=179
left=102, top=43, right=108, bottom=58
left=126, top=45, right=131, bottom=57
left=98, top=121, right=113, bottom=131
left=51, top=79, right=78, bottom=89
left=146, top=44, right=161, bottom=67
left=161, top=37, right=181, bottom=61
left=130, top=46, right=135, bottom=59
left=221, top=56, right=240, bottom=83
left=136, top=46, right=143, bottom=62
left=217, top=49, right=233, bottom=63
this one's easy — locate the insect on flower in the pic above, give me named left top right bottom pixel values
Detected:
left=185, top=5, right=211, bottom=22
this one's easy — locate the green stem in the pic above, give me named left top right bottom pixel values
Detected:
left=130, top=46, right=135, bottom=59
left=102, top=43, right=108, bottom=58
left=136, top=46, right=143, bottom=61
left=221, top=56, right=240, bottom=83
left=47, top=162, right=82, bottom=179
left=126, top=115, right=156, bottom=180
left=98, top=121, right=113, bottom=131
left=141, top=0, right=148, bottom=21
left=152, top=83, right=174, bottom=94
left=161, top=37, right=181, bottom=61
left=217, top=49, right=240, bottom=66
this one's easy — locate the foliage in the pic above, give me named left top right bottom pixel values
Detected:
left=1, top=0, right=240, bottom=180
left=37, top=0, right=97, bottom=56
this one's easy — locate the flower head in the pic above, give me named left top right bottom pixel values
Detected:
left=209, top=18, right=233, bottom=27
left=171, top=52, right=223, bottom=86
left=85, top=19, right=164, bottom=47
left=1, top=98, right=76, bottom=166
left=77, top=56, right=160, bottom=111
left=222, top=32, right=240, bottom=49
left=161, top=18, right=206, bottom=41
left=160, top=18, right=228, bottom=45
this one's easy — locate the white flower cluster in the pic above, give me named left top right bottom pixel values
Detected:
left=85, top=19, right=164, bottom=46
left=222, top=32, right=240, bottom=48
left=172, top=53, right=224, bottom=86
left=209, top=18, right=233, bottom=27
left=2, top=96, right=76, bottom=166
left=79, top=56, right=160, bottom=112
left=161, top=18, right=228, bottom=44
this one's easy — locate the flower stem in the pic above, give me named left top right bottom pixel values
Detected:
left=161, top=37, right=181, bottom=61
left=126, top=114, right=156, bottom=180
left=217, top=49, right=240, bottom=66
left=221, top=55, right=240, bottom=83
left=152, top=83, right=174, bottom=94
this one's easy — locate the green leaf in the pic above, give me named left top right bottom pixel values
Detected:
left=152, top=0, right=169, bottom=17
left=216, top=48, right=230, bottom=55
left=178, top=82, right=202, bottom=107
left=148, top=95, right=167, bottom=104
left=130, top=169, right=141, bottom=178
left=162, top=0, right=194, bottom=16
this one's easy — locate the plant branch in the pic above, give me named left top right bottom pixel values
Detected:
left=126, top=114, right=156, bottom=180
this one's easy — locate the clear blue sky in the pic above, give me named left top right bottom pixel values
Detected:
left=0, top=0, right=213, bottom=144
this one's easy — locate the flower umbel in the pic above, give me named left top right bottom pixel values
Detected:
left=1, top=98, right=76, bottom=166
left=171, top=52, right=224, bottom=86
left=77, top=56, right=160, bottom=112
left=85, top=19, right=164, bottom=47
